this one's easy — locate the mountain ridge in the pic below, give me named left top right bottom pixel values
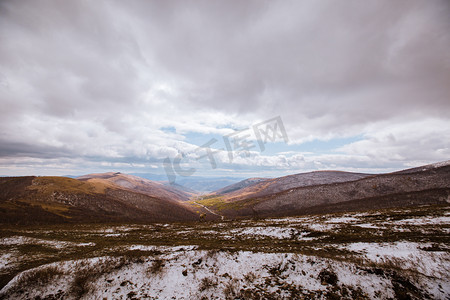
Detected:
left=197, top=160, right=450, bottom=218
left=1, top=160, right=449, bottom=224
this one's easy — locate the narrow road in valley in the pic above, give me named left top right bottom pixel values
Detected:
left=194, top=201, right=225, bottom=220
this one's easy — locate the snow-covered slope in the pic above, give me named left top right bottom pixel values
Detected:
left=0, top=205, right=449, bottom=299
left=1, top=246, right=448, bottom=299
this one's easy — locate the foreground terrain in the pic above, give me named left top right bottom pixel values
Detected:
left=0, top=204, right=448, bottom=299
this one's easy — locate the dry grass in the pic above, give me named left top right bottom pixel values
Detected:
left=4, top=265, right=64, bottom=296
left=16, top=265, right=63, bottom=287
left=147, top=258, right=165, bottom=275
left=28, top=177, right=102, bottom=195
left=70, top=257, right=131, bottom=297
left=198, top=277, right=218, bottom=292
left=15, top=200, right=71, bottom=218
left=243, top=272, right=256, bottom=283
left=223, top=278, right=240, bottom=300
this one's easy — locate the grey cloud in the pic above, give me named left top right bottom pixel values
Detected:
left=0, top=140, right=74, bottom=159
left=0, top=0, right=449, bottom=175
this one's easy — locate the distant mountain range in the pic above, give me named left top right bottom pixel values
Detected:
left=130, top=173, right=246, bottom=193
left=60, top=173, right=246, bottom=193
left=0, top=161, right=449, bottom=224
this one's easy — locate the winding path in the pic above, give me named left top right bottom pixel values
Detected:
left=194, top=201, right=225, bottom=220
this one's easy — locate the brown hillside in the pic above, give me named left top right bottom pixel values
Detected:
left=0, top=176, right=198, bottom=225
left=199, top=162, right=450, bottom=218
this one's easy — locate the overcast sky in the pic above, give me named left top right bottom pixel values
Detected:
left=1, top=0, right=449, bottom=179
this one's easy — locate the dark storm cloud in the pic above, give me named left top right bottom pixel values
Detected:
left=0, top=0, right=449, bottom=174
left=119, top=1, right=450, bottom=116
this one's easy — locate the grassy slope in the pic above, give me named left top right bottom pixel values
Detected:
left=0, top=176, right=199, bottom=225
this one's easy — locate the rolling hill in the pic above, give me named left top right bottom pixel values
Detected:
left=0, top=175, right=198, bottom=225
left=197, top=161, right=450, bottom=218
left=77, top=172, right=195, bottom=202
left=211, top=171, right=371, bottom=201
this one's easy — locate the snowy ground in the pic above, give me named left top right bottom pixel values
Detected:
left=0, top=204, right=449, bottom=299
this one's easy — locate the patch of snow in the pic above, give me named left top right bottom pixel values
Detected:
left=355, top=223, right=380, bottom=229
left=104, top=233, right=125, bottom=237
left=340, top=242, right=450, bottom=278
left=97, top=225, right=144, bottom=233
left=268, top=216, right=316, bottom=224
left=392, top=216, right=450, bottom=225
left=351, top=212, right=371, bottom=217
left=229, top=227, right=294, bottom=239
left=77, top=242, right=95, bottom=247
left=0, top=236, right=95, bottom=249
left=307, top=223, right=337, bottom=232
left=325, top=217, right=359, bottom=223
left=0, top=252, right=17, bottom=272
left=128, top=245, right=198, bottom=252
left=428, top=160, right=450, bottom=169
